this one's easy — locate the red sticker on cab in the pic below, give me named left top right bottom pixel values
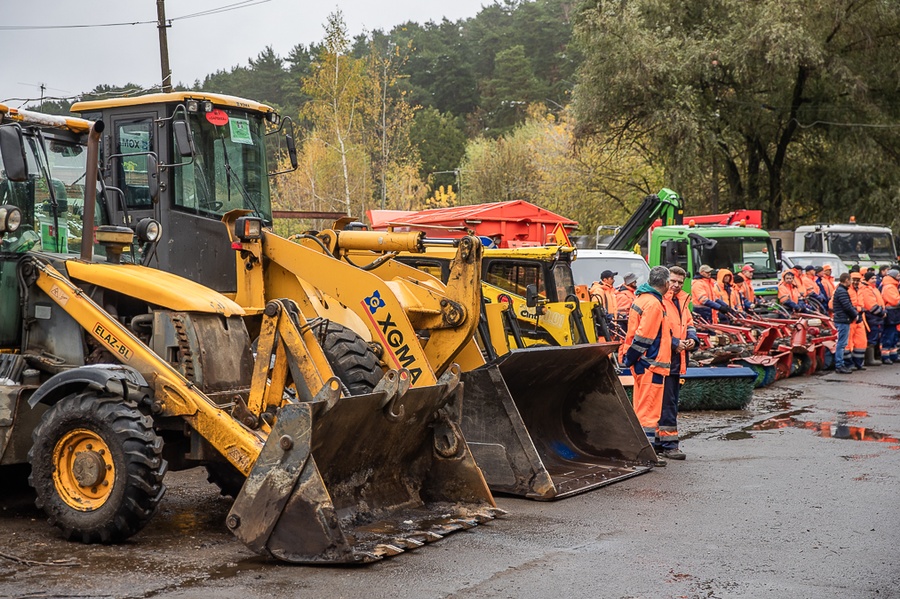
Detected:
left=206, top=109, right=229, bottom=126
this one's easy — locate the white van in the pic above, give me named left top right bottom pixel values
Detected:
left=571, top=249, right=651, bottom=288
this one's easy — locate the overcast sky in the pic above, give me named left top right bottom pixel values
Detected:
left=1, top=0, right=489, bottom=108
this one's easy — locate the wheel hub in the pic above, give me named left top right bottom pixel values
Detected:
left=72, top=451, right=107, bottom=488
left=52, top=429, right=115, bottom=510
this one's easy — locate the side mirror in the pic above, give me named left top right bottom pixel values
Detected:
left=267, top=116, right=299, bottom=176
left=147, top=153, right=159, bottom=202
left=525, top=284, right=539, bottom=308
left=286, top=133, right=298, bottom=169
left=775, top=238, right=784, bottom=271
left=0, top=126, right=29, bottom=182
left=173, top=120, right=194, bottom=158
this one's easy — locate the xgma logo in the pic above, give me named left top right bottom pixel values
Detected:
left=364, top=290, right=386, bottom=314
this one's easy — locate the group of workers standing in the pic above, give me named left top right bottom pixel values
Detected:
left=599, top=260, right=900, bottom=467
left=774, top=263, right=900, bottom=372
left=829, top=266, right=900, bottom=373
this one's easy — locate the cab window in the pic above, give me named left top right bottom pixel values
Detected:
left=486, top=261, right=546, bottom=299
left=115, top=119, right=153, bottom=209
left=0, top=133, right=96, bottom=255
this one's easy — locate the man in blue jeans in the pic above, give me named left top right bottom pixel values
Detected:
left=832, top=272, right=859, bottom=374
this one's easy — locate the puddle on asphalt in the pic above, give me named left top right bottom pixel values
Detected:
left=206, top=556, right=272, bottom=580
left=722, top=409, right=900, bottom=446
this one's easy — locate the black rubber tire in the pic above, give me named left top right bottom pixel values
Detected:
left=205, top=323, right=381, bottom=497
left=204, top=461, right=245, bottom=499
left=28, top=392, right=166, bottom=544
left=320, top=321, right=384, bottom=395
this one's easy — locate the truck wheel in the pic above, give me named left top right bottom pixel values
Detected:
left=321, top=322, right=383, bottom=395
left=28, top=392, right=166, bottom=544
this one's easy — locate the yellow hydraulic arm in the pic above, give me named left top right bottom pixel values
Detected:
left=225, top=211, right=483, bottom=387
left=26, top=257, right=340, bottom=476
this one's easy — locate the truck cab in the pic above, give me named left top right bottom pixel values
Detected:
left=794, top=221, right=898, bottom=268
left=648, top=224, right=781, bottom=294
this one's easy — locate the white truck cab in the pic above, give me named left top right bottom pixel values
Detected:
left=795, top=221, right=898, bottom=268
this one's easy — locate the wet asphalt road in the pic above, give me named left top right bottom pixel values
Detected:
left=1, top=366, right=899, bottom=599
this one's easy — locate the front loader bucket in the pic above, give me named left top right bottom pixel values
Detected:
left=227, top=369, right=502, bottom=564
left=461, top=343, right=656, bottom=500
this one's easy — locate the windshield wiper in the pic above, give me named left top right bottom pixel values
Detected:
left=218, top=132, right=263, bottom=220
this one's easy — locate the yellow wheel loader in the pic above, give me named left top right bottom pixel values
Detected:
left=356, top=243, right=657, bottom=499
left=70, top=92, right=656, bottom=500
left=0, top=106, right=499, bottom=563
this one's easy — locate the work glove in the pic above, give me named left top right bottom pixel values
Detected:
left=856, top=314, right=863, bottom=323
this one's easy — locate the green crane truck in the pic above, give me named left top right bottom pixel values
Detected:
left=604, top=189, right=782, bottom=295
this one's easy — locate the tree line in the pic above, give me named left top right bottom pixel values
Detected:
left=39, top=0, right=900, bottom=235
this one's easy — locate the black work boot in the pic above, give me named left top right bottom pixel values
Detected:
left=865, top=346, right=881, bottom=367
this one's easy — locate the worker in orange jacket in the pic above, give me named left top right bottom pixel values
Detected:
left=621, top=266, right=673, bottom=464
left=659, top=266, right=697, bottom=460
left=739, top=264, right=756, bottom=304
left=845, top=272, right=868, bottom=370
left=733, top=273, right=754, bottom=311
left=778, top=270, right=808, bottom=313
left=859, top=270, right=886, bottom=366
left=691, top=265, right=730, bottom=323
left=615, top=272, right=638, bottom=318
left=817, top=264, right=836, bottom=305
left=590, top=269, right=619, bottom=316
left=716, top=268, right=742, bottom=319
left=881, top=269, right=900, bottom=364
left=802, top=266, right=826, bottom=309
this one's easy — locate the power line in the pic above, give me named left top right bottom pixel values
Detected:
left=793, top=119, right=900, bottom=129
left=2, top=84, right=165, bottom=107
left=0, top=0, right=272, bottom=31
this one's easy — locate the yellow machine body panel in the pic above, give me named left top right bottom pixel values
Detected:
left=65, top=261, right=245, bottom=316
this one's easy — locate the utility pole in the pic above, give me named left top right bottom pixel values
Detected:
left=156, top=0, right=173, bottom=92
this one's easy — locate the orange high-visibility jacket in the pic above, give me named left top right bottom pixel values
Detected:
left=777, top=272, right=801, bottom=305
left=860, top=281, right=885, bottom=312
left=615, top=285, right=636, bottom=316
left=664, top=288, right=695, bottom=375
left=819, top=274, right=836, bottom=299
left=623, top=290, right=673, bottom=375
left=882, top=276, right=900, bottom=309
left=801, top=274, right=819, bottom=298
left=740, top=280, right=756, bottom=304
left=589, top=281, right=618, bottom=314
left=716, top=269, right=741, bottom=310
left=691, top=276, right=719, bottom=307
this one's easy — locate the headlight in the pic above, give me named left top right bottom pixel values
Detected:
left=0, top=205, right=23, bottom=234
left=136, top=218, right=162, bottom=243
left=234, top=216, right=263, bottom=242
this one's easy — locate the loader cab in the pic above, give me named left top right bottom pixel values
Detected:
left=72, top=93, right=293, bottom=293
left=0, top=109, right=107, bottom=257
left=0, top=108, right=113, bottom=349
